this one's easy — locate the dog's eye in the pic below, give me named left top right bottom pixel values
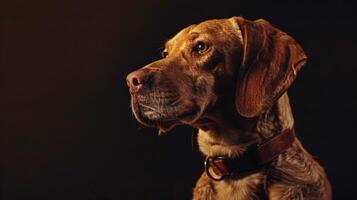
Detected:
left=161, top=51, right=169, bottom=58
left=193, top=42, right=208, bottom=54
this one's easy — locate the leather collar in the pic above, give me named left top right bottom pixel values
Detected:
left=204, top=128, right=296, bottom=181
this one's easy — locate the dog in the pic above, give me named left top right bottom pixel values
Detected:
left=126, top=17, right=332, bottom=200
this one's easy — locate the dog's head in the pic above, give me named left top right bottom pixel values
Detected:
left=126, top=17, right=306, bottom=134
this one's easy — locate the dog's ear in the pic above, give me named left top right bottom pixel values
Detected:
left=232, top=17, right=307, bottom=118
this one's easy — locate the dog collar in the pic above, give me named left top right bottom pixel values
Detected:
left=204, top=128, right=296, bottom=181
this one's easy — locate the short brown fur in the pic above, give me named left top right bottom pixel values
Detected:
left=127, top=17, right=332, bottom=200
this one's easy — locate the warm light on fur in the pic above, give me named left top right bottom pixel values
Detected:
left=127, top=16, right=332, bottom=199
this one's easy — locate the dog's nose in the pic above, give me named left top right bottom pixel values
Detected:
left=126, top=70, right=149, bottom=93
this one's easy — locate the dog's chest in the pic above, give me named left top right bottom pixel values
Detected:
left=213, top=173, right=265, bottom=200
left=196, top=129, right=267, bottom=199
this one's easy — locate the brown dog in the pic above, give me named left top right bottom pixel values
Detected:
left=126, top=17, right=332, bottom=200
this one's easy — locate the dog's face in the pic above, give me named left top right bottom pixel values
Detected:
left=127, top=17, right=307, bottom=133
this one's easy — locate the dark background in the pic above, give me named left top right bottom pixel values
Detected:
left=1, top=0, right=356, bottom=199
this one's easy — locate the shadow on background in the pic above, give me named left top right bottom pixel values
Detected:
left=1, top=0, right=356, bottom=199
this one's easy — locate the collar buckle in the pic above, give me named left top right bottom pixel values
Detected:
left=204, top=156, right=230, bottom=181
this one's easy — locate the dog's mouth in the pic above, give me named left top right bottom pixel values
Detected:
left=130, top=92, right=201, bottom=134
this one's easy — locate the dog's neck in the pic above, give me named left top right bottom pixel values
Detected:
left=196, top=92, right=294, bottom=158
left=195, top=93, right=330, bottom=199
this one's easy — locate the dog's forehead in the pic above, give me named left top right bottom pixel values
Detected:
left=193, top=18, right=243, bottom=42
left=165, top=24, right=196, bottom=50
left=165, top=18, right=240, bottom=49
left=193, top=18, right=231, bottom=32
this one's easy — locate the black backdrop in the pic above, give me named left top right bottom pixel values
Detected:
left=1, top=0, right=356, bottom=199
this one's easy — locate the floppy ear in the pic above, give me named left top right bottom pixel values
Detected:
left=233, top=17, right=307, bottom=118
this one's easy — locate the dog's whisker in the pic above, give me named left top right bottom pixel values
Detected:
left=139, top=103, right=164, bottom=115
left=168, top=97, right=182, bottom=106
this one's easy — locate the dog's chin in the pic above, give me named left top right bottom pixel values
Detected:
left=133, top=110, right=178, bottom=135
left=131, top=100, right=201, bottom=135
